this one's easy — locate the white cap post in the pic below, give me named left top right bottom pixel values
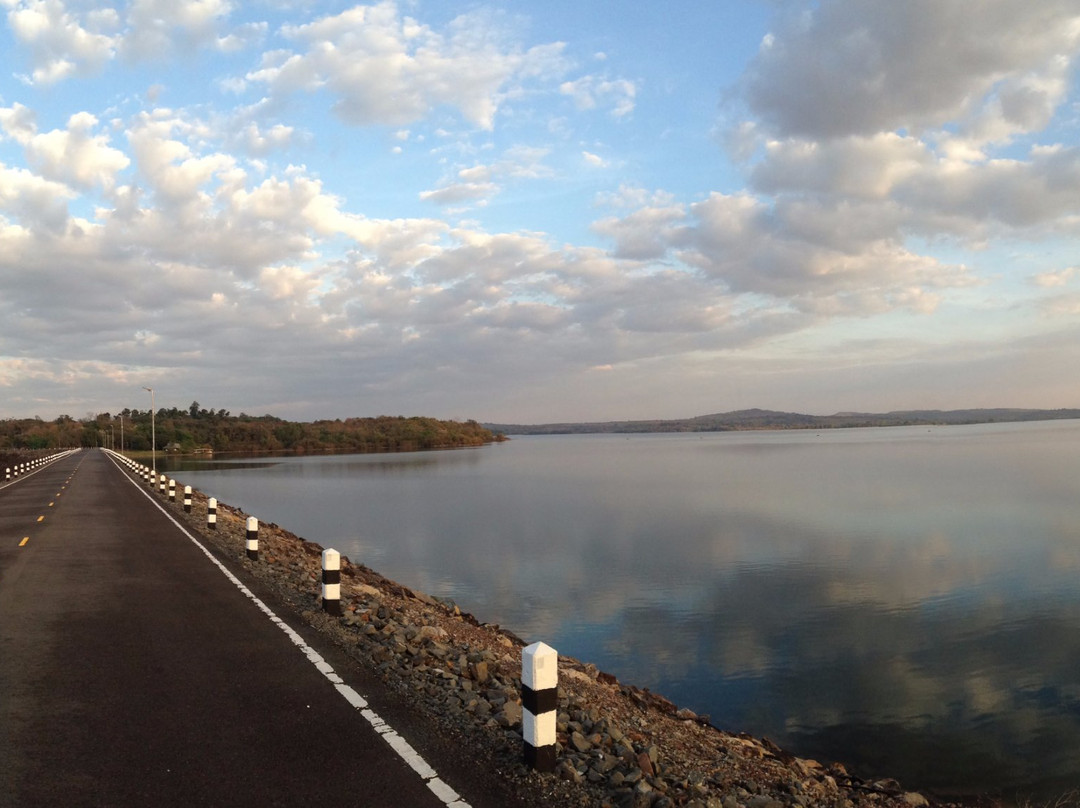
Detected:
left=207, top=497, right=217, bottom=530
left=183, top=485, right=192, bottom=513
left=522, top=641, right=558, bottom=772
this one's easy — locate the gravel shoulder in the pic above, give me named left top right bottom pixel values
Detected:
left=139, top=466, right=985, bottom=808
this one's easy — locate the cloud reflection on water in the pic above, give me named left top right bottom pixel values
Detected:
left=170, top=423, right=1080, bottom=798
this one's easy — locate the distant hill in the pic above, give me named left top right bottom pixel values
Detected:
left=484, top=407, right=1080, bottom=435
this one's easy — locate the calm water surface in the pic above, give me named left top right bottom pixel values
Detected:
left=167, top=420, right=1080, bottom=799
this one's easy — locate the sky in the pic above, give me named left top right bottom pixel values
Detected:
left=1, top=0, right=1079, bottom=424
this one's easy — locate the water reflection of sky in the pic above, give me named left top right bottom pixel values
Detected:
left=170, top=422, right=1080, bottom=799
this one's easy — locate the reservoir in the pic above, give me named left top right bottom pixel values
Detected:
left=165, top=419, right=1080, bottom=799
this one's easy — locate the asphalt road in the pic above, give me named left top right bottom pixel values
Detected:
left=0, top=450, right=506, bottom=807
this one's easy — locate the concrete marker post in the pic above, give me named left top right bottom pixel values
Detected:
left=5, top=468, right=9, bottom=481
left=207, top=497, right=217, bottom=530
left=168, top=479, right=177, bottom=502
left=246, top=516, right=259, bottom=561
left=184, top=485, right=192, bottom=513
left=159, top=474, right=167, bottom=494
left=322, top=549, right=341, bottom=616
left=522, top=641, right=559, bottom=773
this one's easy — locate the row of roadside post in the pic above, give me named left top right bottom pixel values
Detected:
left=105, top=448, right=560, bottom=774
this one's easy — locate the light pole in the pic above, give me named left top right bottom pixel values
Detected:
left=119, top=413, right=124, bottom=453
left=143, top=387, right=156, bottom=475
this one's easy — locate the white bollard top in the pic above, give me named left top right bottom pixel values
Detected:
left=246, top=516, right=258, bottom=531
left=322, top=548, right=340, bottom=569
left=522, top=641, right=558, bottom=691
left=208, top=497, right=217, bottom=508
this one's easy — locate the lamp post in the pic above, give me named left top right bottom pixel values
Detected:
left=119, top=413, right=124, bottom=453
left=143, top=387, right=156, bottom=475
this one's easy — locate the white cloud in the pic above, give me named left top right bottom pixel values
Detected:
left=121, top=0, right=234, bottom=60
left=6, top=0, right=118, bottom=84
left=0, top=162, right=74, bottom=230
left=419, top=145, right=552, bottom=208
left=1033, top=266, right=1078, bottom=287
left=4, top=0, right=261, bottom=82
left=751, top=133, right=932, bottom=199
left=742, top=0, right=1080, bottom=144
left=234, top=121, right=295, bottom=155
left=582, top=150, right=608, bottom=168
left=559, top=74, right=636, bottom=117
left=254, top=2, right=570, bottom=130
left=3, top=109, right=131, bottom=190
left=419, top=182, right=498, bottom=205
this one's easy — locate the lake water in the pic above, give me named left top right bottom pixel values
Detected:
left=164, top=420, right=1080, bottom=800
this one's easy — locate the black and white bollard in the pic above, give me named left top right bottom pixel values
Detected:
left=183, top=485, right=192, bottom=513
left=246, top=517, right=259, bottom=561
left=168, top=479, right=177, bottom=502
left=159, top=474, right=166, bottom=494
left=207, top=497, right=217, bottom=530
left=522, top=641, right=558, bottom=773
left=5, top=468, right=9, bottom=481
left=322, top=549, right=341, bottom=615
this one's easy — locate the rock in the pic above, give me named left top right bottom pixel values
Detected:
left=500, top=700, right=522, bottom=727
left=570, top=731, right=591, bottom=753
left=556, top=760, right=583, bottom=784
left=902, top=794, right=929, bottom=807
left=636, top=751, right=654, bottom=776
left=747, top=798, right=782, bottom=808
left=415, top=625, right=448, bottom=643
left=471, top=660, right=489, bottom=684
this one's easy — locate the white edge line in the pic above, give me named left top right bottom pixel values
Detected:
left=103, top=450, right=472, bottom=808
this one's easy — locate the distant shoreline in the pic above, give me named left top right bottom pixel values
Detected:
left=484, top=407, right=1080, bottom=436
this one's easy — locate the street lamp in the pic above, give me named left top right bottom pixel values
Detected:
left=143, top=387, right=156, bottom=475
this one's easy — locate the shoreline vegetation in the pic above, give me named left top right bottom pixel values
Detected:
left=0, top=403, right=505, bottom=455
left=483, top=407, right=1080, bottom=435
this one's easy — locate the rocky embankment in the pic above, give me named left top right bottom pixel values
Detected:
left=142, top=469, right=963, bottom=808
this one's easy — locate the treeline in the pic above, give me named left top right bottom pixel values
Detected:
left=0, top=403, right=502, bottom=454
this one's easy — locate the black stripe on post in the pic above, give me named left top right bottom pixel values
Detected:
left=207, top=497, right=217, bottom=530
left=183, top=485, right=192, bottom=513
left=521, top=684, right=559, bottom=716
left=523, top=743, right=557, bottom=773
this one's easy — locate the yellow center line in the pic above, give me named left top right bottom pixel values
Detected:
left=19, top=537, right=29, bottom=547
